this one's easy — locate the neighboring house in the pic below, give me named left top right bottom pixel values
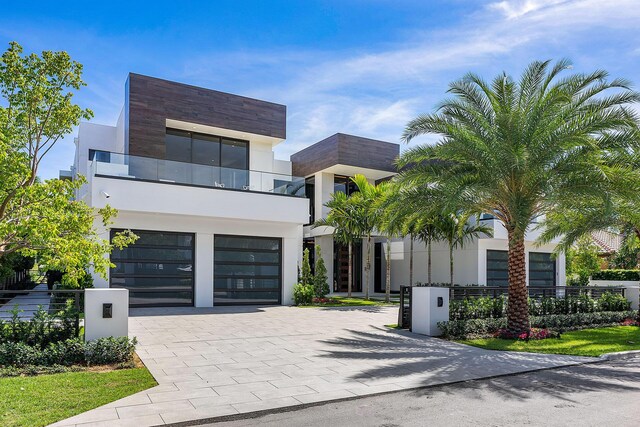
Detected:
left=65, top=74, right=566, bottom=308
left=588, top=230, right=623, bottom=267
left=68, top=73, right=308, bottom=307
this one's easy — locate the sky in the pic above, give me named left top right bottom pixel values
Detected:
left=2, top=0, right=640, bottom=179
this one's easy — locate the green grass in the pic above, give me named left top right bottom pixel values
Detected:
left=300, top=296, right=398, bottom=307
left=0, top=367, right=157, bottom=427
left=460, top=326, right=640, bottom=357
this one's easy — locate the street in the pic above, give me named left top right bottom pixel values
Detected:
left=201, top=357, right=640, bottom=427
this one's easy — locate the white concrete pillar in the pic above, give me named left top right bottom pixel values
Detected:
left=84, top=288, right=129, bottom=341
left=411, top=287, right=449, bottom=336
left=282, top=232, right=302, bottom=305
left=195, top=233, right=214, bottom=307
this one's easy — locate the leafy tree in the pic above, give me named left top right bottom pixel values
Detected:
left=610, top=232, right=640, bottom=269
left=398, top=60, right=640, bottom=333
left=566, top=236, right=601, bottom=284
left=301, top=247, right=312, bottom=286
left=314, top=191, right=360, bottom=297
left=0, top=41, right=136, bottom=286
left=313, top=245, right=329, bottom=298
left=437, top=213, right=492, bottom=285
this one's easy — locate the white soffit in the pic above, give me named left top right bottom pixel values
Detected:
left=320, top=164, right=397, bottom=180
left=166, top=118, right=284, bottom=147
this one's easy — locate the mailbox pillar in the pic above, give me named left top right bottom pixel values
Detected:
left=84, top=288, right=129, bottom=341
left=411, top=287, right=449, bottom=336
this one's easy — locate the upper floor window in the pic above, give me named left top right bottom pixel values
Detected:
left=333, top=175, right=358, bottom=195
left=165, top=129, right=248, bottom=170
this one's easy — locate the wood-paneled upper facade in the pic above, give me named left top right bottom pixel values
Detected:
left=124, top=73, right=286, bottom=158
left=290, top=133, right=399, bottom=178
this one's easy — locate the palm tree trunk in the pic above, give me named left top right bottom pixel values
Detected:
left=385, top=238, right=391, bottom=303
left=427, top=240, right=432, bottom=284
left=348, top=241, right=353, bottom=298
left=449, top=244, right=454, bottom=286
left=365, top=236, right=371, bottom=300
left=409, top=236, right=414, bottom=287
left=507, top=228, right=530, bottom=333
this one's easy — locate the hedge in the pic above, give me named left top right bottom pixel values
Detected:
left=591, top=269, right=640, bottom=281
left=438, top=310, right=638, bottom=339
left=0, top=336, right=137, bottom=368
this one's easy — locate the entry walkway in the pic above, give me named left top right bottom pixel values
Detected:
left=0, top=283, right=50, bottom=320
left=51, top=306, right=593, bottom=427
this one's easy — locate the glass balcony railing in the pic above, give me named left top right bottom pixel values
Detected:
left=90, top=151, right=306, bottom=197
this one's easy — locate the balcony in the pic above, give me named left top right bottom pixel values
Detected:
left=90, top=151, right=305, bottom=197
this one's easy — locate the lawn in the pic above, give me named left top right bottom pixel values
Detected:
left=460, top=326, right=640, bottom=357
left=300, top=296, right=398, bottom=307
left=0, top=367, right=157, bottom=427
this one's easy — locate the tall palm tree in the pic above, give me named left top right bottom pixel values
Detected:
left=437, top=213, right=492, bottom=285
left=313, top=191, right=360, bottom=297
left=397, top=60, right=640, bottom=333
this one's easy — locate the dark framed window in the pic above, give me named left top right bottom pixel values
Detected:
left=165, top=128, right=249, bottom=170
left=333, top=175, right=358, bottom=196
left=110, top=229, right=194, bottom=307
left=486, top=250, right=508, bottom=287
left=214, top=235, right=282, bottom=305
left=305, top=176, right=315, bottom=225
left=529, top=252, right=556, bottom=287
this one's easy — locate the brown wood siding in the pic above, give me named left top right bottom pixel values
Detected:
left=291, top=133, right=399, bottom=177
left=125, top=73, right=286, bottom=158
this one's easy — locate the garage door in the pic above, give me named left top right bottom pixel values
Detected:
left=110, top=230, right=194, bottom=307
left=214, top=235, right=282, bottom=305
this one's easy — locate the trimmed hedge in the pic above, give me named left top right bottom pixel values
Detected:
left=450, top=292, right=630, bottom=320
left=591, top=269, right=640, bottom=281
left=0, top=336, right=137, bottom=368
left=0, top=303, right=78, bottom=347
left=438, top=310, right=638, bottom=339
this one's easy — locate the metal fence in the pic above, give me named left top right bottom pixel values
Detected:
left=0, top=287, right=84, bottom=336
left=0, top=269, right=31, bottom=291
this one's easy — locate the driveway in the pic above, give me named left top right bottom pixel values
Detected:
left=52, top=306, right=593, bottom=426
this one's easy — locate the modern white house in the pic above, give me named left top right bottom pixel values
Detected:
left=70, top=73, right=308, bottom=307
left=66, top=74, right=565, bottom=308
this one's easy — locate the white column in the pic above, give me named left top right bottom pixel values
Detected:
left=282, top=228, right=303, bottom=305
left=195, top=232, right=214, bottom=307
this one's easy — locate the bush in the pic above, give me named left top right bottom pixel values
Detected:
left=450, top=296, right=506, bottom=320
left=85, top=337, right=137, bottom=365
left=313, top=245, right=329, bottom=298
left=591, top=269, right=640, bottom=281
left=598, top=292, right=631, bottom=311
left=438, top=310, right=638, bottom=339
left=0, top=302, right=79, bottom=347
left=293, top=283, right=314, bottom=305
left=0, top=336, right=137, bottom=368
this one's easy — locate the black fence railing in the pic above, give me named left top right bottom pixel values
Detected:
left=398, top=285, right=412, bottom=329
left=0, top=269, right=31, bottom=291
left=0, top=288, right=84, bottom=337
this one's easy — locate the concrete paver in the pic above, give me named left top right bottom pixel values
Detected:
left=50, top=305, right=594, bottom=426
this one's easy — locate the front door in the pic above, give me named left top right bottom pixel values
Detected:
left=333, top=241, right=362, bottom=292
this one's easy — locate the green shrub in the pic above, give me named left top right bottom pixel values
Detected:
left=293, top=283, right=314, bottom=305
left=0, top=336, right=137, bottom=369
left=300, top=248, right=312, bottom=287
left=85, top=337, right=137, bottom=365
left=0, top=302, right=79, bottom=347
left=591, top=269, right=640, bottom=281
left=450, top=296, right=506, bottom=320
left=598, top=292, right=631, bottom=311
left=313, top=245, right=329, bottom=298
left=438, top=310, right=638, bottom=339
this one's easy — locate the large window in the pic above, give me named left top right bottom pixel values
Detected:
left=333, top=175, right=358, bottom=195
left=486, top=250, right=508, bottom=287
left=110, top=230, right=194, bottom=307
left=214, top=235, right=282, bottom=305
left=529, top=252, right=556, bottom=287
left=305, top=176, right=315, bottom=225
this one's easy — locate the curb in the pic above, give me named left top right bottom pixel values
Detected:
left=599, top=349, right=640, bottom=361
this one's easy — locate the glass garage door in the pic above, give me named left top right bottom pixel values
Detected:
left=110, top=230, right=194, bottom=307
left=214, top=235, right=282, bottom=305
left=529, top=252, right=556, bottom=286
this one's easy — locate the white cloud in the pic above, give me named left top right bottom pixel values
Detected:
left=488, top=0, right=568, bottom=19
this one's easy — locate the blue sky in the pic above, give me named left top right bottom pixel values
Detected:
left=2, top=0, right=640, bottom=179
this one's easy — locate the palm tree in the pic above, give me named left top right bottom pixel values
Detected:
left=313, top=191, right=360, bottom=297
left=437, top=213, right=492, bottom=285
left=397, top=60, right=640, bottom=333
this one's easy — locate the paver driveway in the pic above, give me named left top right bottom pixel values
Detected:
left=52, top=306, right=593, bottom=426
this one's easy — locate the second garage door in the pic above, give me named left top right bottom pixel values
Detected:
left=214, top=235, right=282, bottom=305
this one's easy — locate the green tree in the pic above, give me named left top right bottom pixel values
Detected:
left=566, top=236, right=601, bottom=284
left=398, top=60, right=640, bottom=333
left=610, top=232, right=640, bottom=269
left=437, top=213, right=492, bottom=286
left=0, top=41, right=136, bottom=286
left=301, top=247, right=312, bottom=286
left=314, top=191, right=360, bottom=297
left=313, top=245, right=329, bottom=298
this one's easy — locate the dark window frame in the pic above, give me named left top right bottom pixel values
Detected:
left=486, top=249, right=508, bottom=287
left=529, top=251, right=556, bottom=286
left=166, top=128, right=250, bottom=171
left=110, top=229, right=195, bottom=307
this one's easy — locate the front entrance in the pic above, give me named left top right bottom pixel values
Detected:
left=214, top=235, right=282, bottom=305
left=333, top=240, right=362, bottom=292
